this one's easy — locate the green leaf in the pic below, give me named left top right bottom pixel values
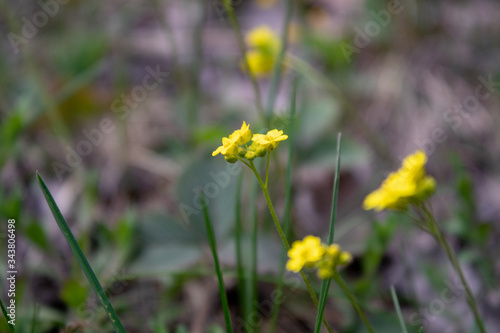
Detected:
left=25, top=221, right=49, bottom=251
left=36, top=172, right=125, bottom=333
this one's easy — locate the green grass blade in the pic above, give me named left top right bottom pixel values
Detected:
left=36, top=172, right=126, bottom=333
left=314, top=133, right=342, bottom=333
left=235, top=174, right=251, bottom=329
left=30, top=303, right=39, bottom=333
left=391, top=286, right=408, bottom=333
left=200, top=193, right=233, bottom=333
left=0, top=296, right=16, bottom=333
left=249, top=176, right=259, bottom=333
left=269, top=76, right=298, bottom=331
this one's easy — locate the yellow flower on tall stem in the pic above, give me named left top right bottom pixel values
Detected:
left=363, top=150, right=436, bottom=211
left=363, top=149, right=486, bottom=333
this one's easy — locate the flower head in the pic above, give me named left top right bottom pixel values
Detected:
left=363, top=150, right=436, bottom=211
left=317, top=244, right=352, bottom=279
left=212, top=122, right=252, bottom=161
left=243, top=25, right=281, bottom=77
left=286, top=236, right=325, bottom=272
left=252, top=129, right=288, bottom=151
left=286, top=235, right=352, bottom=279
left=213, top=123, right=287, bottom=163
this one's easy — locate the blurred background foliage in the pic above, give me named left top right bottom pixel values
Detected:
left=1, top=0, right=499, bottom=332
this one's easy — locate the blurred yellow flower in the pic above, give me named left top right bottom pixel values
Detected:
left=286, top=236, right=325, bottom=272
left=243, top=25, right=281, bottom=77
left=245, top=51, right=275, bottom=78
left=363, top=150, right=436, bottom=211
left=252, top=129, right=288, bottom=151
left=255, top=0, right=277, bottom=9
left=286, top=236, right=352, bottom=279
left=317, top=244, right=352, bottom=279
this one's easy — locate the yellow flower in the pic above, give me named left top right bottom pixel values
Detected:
left=212, top=122, right=252, bottom=160
left=231, top=121, right=252, bottom=145
left=212, top=136, right=239, bottom=158
left=245, top=51, right=275, bottom=78
left=243, top=25, right=281, bottom=77
left=286, top=236, right=325, bottom=272
left=246, top=26, right=281, bottom=53
left=252, top=129, right=288, bottom=151
left=286, top=236, right=352, bottom=279
left=317, top=244, right=352, bottom=279
left=363, top=150, right=436, bottom=211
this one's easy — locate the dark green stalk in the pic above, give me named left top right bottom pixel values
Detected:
left=332, top=274, right=374, bottom=333
left=37, top=173, right=125, bottom=333
left=220, top=0, right=265, bottom=119
left=391, top=285, right=407, bottom=333
left=265, top=0, right=294, bottom=121
left=247, top=162, right=334, bottom=333
left=314, top=133, right=342, bottom=333
left=419, top=205, right=486, bottom=333
left=235, top=174, right=248, bottom=325
left=200, top=193, right=233, bottom=333
left=269, top=76, right=298, bottom=331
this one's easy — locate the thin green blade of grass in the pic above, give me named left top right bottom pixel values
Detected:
left=269, top=76, right=298, bottom=331
left=249, top=177, right=259, bottom=333
left=0, top=296, right=16, bottom=333
left=200, top=193, right=233, bottom=333
left=235, top=174, right=252, bottom=331
left=391, top=285, right=408, bottom=333
left=30, top=303, right=39, bottom=333
left=314, top=133, right=342, bottom=333
left=36, top=172, right=126, bottom=333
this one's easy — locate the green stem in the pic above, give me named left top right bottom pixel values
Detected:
left=314, top=133, right=342, bottom=333
left=235, top=174, right=248, bottom=326
left=221, top=0, right=265, bottom=120
left=332, top=274, right=375, bottom=333
left=265, top=152, right=271, bottom=189
left=247, top=161, right=334, bottom=333
left=421, top=205, right=486, bottom=333
left=265, top=0, right=294, bottom=120
left=269, top=76, right=297, bottom=332
left=200, top=194, right=234, bottom=333
left=391, top=285, right=408, bottom=333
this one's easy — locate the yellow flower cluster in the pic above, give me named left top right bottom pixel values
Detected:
left=243, top=25, right=281, bottom=77
left=286, top=235, right=352, bottom=279
left=212, top=122, right=288, bottom=163
left=363, top=150, right=436, bottom=211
